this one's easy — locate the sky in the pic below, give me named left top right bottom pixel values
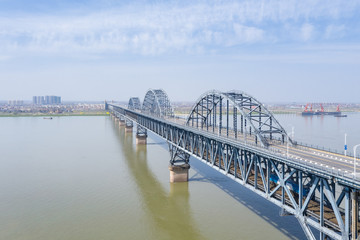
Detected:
left=0, top=0, right=360, bottom=103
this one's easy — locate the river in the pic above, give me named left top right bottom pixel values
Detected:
left=0, top=113, right=359, bottom=239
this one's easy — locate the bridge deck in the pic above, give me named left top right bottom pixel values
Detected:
left=168, top=116, right=360, bottom=179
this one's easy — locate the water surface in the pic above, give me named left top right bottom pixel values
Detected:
left=2, top=114, right=358, bottom=239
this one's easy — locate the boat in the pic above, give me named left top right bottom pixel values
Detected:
left=43, top=117, right=53, bottom=120
left=302, top=103, right=342, bottom=116
left=301, top=103, right=315, bottom=116
left=334, top=114, right=347, bottom=117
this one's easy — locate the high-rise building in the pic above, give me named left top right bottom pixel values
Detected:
left=8, top=100, right=24, bottom=106
left=45, top=96, right=51, bottom=104
left=33, top=96, right=61, bottom=105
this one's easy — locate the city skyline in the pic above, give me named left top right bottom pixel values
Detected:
left=0, top=0, right=359, bottom=103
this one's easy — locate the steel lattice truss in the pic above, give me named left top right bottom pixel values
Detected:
left=187, top=90, right=293, bottom=147
left=128, top=97, right=141, bottom=110
left=108, top=87, right=360, bottom=240
left=142, top=89, right=174, bottom=117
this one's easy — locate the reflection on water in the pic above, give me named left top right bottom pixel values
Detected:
left=113, top=123, right=205, bottom=240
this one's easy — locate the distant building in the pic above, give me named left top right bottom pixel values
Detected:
left=8, top=100, right=24, bottom=106
left=33, top=96, right=61, bottom=105
left=33, top=96, right=44, bottom=105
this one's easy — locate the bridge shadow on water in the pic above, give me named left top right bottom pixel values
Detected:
left=188, top=159, right=307, bottom=240
left=147, top=133, right=308, bottom=240
left=111, top=121, right=206, bottom=240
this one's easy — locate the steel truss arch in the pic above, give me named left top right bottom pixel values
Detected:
left=128, top=97, right=141, bottom=110
left=186, top=90, right=293, bottom=147
left=142, top=89, right=174, bottom=117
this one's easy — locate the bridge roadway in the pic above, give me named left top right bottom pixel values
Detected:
left=169, top=116, right=360, bottom=176
left=107, top=89, right=360, bottom=240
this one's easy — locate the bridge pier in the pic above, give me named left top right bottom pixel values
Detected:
left=136, top=135, right=147, bottom=145
left=168, top=144, right=190, bottom=182
left=125, top=125, right=133, bottom=133
left=169, top=164, right=190, bottom=183
left=125, top=119, right=134, bottom=134
left=119, top=119, right=126, bottom=127
left=352, top=190, right=358, bottom=240
left=136, top=125, right=147, bottom=145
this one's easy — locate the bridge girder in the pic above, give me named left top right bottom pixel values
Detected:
left=186, top=90, right=294, bottom=148
left=142, top=89, right=174, bottom=117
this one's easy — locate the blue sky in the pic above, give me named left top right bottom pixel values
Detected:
left=0, top=0, right=359, bottom=102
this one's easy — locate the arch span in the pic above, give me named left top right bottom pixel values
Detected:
left=142, top=89, right=174, bottom=117
left=128, top=97, right=141, bottom=110
left=186, top=90, right=293, bottom=147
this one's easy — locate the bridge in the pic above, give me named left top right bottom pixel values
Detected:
left=106, top=89, right=360, bottom=240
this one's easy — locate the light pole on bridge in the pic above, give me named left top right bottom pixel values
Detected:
left=354, top=144, right=360, bottom=178
left=287, top=126, right=295, bottom=158
left=345, top=133, right=348, bottom=156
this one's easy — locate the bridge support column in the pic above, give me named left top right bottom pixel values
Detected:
left=169, top=164, right=190, bottom=183
left=136, top=135, right=147, bottom=145
left=352, top=190, right=358, bottom=240
left=125, top=119, right=133, bottom=134
left=136, top=125, right=147, bottom=145
left=125, top=125, right=133, bottom=133
left=119, top=120, right=126, bottom=127
left=168, top=144, right=190, bottom=182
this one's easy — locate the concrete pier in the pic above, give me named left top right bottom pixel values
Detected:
left=169, top=164, right=190, bottom=183
left=136, top=135, right=147, bottom=145
left=119, top=120, right=126, bottom=127
left=125, top=125, right=133, bottom=133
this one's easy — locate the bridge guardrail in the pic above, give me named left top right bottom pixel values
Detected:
left=166, top=115, right=360, bottom=184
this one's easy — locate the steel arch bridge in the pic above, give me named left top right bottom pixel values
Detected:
left=106, top=88, right=360, bottom=240
left=141, top=89, right=174, bottom=117
left=186, top=90, right=293, bottom=147
left=128, top=97, right=141, bottom=110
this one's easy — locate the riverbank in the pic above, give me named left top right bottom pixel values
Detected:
left=0, top=111, right=109, bottom=117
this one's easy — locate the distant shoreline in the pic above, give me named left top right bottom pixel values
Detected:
left=174, top=109, right=360, bottom=115
left=0, top=112, right=109, bottom=117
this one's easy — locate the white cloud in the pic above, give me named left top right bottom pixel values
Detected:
left=325, top=24, right=345, bottom=39
left=233, top=24, right=264, bottom=44
left=301, top=23, right=314, bottom=41
left=0, top=0, right=358, bottom=56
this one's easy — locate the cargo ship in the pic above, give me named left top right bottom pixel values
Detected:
left=302, top=104, right=341, bottom=116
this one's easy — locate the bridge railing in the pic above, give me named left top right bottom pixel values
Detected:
left=235, top=132, right=360, bottom=181
left=171, top=112, right=360, bottom=159
left=168, top=113, right=360, bottom=182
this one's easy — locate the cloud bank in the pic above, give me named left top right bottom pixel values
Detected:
left=0, top=0, right=359, bottom=56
